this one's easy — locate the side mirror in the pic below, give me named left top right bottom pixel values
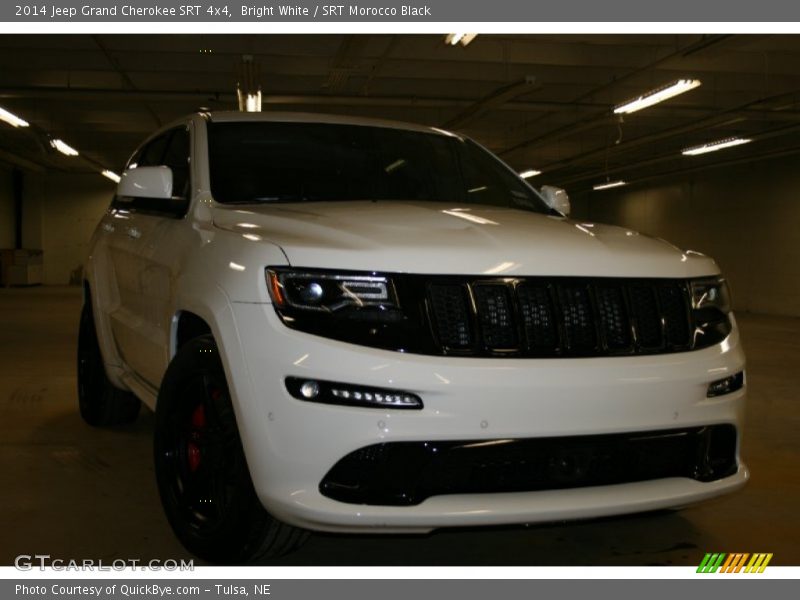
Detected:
left=117, top=166, right=173, bottom=199
left=540, top=185, right=570, bottom=217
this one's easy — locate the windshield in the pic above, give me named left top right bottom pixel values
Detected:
left=207, top=121, right=551, bottom=214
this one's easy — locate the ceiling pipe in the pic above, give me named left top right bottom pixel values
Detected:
left=500, top=34, right=737, bottom=157
left=443, top=76, right=538, bottom=130
left=0, top=148, right=45, bottom=172
left=0, top=86, right=742, bottom=116
left=539, top=115, right=746, bottom=174
left=92, top=34, right=162, bottom=127
left=577, top=144, right=800, bottom=195
left=559, top=121, right=800, bottom=188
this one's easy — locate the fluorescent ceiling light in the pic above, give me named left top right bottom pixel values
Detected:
left=0, top=106, right=29, bottom=128
left=236, top=85, right=262, bottom=112
left=445, top=33, right=477, bottom=47
left=244, top=92, right=261, bottom=112
left=101, top=170, right=121, bottom=183
left=50, top=139, right=79, bottom=156
left=593, top=180, right=627, bottom=191
left=682, top=137, right=752, bottom=156
left=519, top=169, right=542, bottom=179
left=614, top=79, right=701, bottom=115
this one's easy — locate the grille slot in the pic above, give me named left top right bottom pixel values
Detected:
left=628, top=284, right=664, bottom=349
left=658, top=284, right=691, bottom=347
left=557, top=284, right=597, bottom=352
left=517, top=284, right=559, bottom=352
left=595, top=284, right=632, bottom=350
left=426, top=277, right=692, bottom=357
left=473, top=285, right=517, bottom=349
left=428, top=284, right=473, bottom=350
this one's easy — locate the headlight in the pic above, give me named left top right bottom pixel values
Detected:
left=691, top=277, right=731, bottom=314
left=267, top=268, right=399, bottom=312
left=266, top=267, right=429, bottom=352
left=690, top=276, right=733, bottom=348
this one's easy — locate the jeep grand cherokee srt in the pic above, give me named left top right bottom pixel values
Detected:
left=78, top=111, right=747, bottom=563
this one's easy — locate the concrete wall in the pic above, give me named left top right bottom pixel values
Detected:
left=1, top=165, right=46, bottom=252
left=0, top=166, right=14, bottom=249
left=581, top=155, right=800, bottom=317
left=1, top=167, right=113, bottom=285
left=39, top=173, right=115, bottom=285
left=21, top=172, right=43, bottom=252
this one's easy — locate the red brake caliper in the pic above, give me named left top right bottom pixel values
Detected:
left=187, top=404, right=206, bottom=472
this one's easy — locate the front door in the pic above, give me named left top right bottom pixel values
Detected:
left=106, top=125, right=192, bottom=387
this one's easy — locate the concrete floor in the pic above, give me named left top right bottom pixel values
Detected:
left=1, top=286, right=798, bottom=566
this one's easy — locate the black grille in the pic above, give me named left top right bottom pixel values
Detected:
left=320, top=425, right=739, bottom=506
left=428, top=284, right=472, bottom=349
left=595, top=284, right=632, bottom=349
left=628, top=284, right=663, bottom=349
left=558, top=284, right=597, bottom=351
left=427, top=278, right=692, bottom=357
left=658, top=283, right=692, bottom=348
left=517, top=284, right=559, bottom=350
left=473, top=285, right=517, bottom=349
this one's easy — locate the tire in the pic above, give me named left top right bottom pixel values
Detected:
left=153, top=334, right=309, bottom=563
left=77, top=301, right=141, bottom=427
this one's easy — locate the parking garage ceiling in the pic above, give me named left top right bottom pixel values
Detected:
left=2, top=33, right=800, bottom=192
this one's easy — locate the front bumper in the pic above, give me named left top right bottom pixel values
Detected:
left=218, top=302, right=747, bottom=533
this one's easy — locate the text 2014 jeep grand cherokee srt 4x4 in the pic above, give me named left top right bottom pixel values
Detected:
left=78, top=112, right=747, bottom=563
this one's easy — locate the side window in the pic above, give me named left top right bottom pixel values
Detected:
left=161, top=127, right=190, bottom=199
left=137, top=134, right=170, bottom=168
left=114, top=126, right=191, bottom=218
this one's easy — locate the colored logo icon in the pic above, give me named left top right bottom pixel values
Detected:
left=697, top=553, right=773, bottom=573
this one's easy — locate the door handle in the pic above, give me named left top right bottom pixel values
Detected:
left=126, top=227, right=142, bottom=239
left=101, top=222, right=115, bottom=233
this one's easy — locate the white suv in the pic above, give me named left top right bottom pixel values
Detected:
left=79, top=111, right=747, bottom=563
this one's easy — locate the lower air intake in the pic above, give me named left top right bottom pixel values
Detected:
left=320, top=425, right=738, bottom=506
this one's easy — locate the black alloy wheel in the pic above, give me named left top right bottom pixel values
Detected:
left=154, top=334, right=308, bottom=563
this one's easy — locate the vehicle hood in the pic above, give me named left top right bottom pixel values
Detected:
left=211, top=200, right=718, bottom=278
